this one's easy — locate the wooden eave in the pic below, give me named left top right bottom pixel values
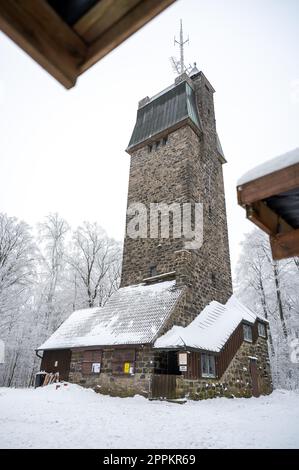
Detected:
left=0, top=0, right=175, bottom=89
left=237, top=161, right=299, bottom=260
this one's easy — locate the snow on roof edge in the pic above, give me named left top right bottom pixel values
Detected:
left=238, top=147, right=299, bottom=185
left=154, top=294, right=268, bottom=352
left=37, top=280, right=185, bottom=351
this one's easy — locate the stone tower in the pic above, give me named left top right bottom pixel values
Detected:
left=121, top=69, right=232, bottom=326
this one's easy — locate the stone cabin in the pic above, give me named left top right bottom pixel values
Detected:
left=38, top=67, right=272, bottom=399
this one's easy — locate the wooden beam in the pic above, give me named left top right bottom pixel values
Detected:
left=0, top=0, right=87, bottom=89
left=270, top=229, right=299, bottom=260
left=74, top=0, right=142, bottom=44
left=246, top=201, right=293, bottom=236
left=80, top=0, right=176, bottom=74
left=237, top=162, right=299, bottom=206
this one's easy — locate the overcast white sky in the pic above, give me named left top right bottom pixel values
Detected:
left=0, top=0, right=298, bottom=277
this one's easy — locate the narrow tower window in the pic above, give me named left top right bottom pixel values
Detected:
left=162, top=136, right=168, bottom=146
left=149, top=265, right=157, bottom=277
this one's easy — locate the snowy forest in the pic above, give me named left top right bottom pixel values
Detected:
left=235, top=229, right=299, bottom=390
left=0, top=212, right=298, bottom=390
left=0, top=212, right=122, bottom=387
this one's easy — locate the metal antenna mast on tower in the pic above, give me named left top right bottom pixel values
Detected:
left=170, top=19, right=190, bottom=75
left=175, top=19, right=188, bottom=74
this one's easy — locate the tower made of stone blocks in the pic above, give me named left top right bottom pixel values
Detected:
left=121, top=70, right=233, bottom=326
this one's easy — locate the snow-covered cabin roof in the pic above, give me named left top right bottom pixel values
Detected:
left=238, top=147, right=299, bottom=185
left=154, top=295, right=267, bottom=353
left=38, top=280, right=184, bottom=351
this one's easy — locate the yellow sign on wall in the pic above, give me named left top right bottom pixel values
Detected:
left=124, top=362, right=130, bottom=374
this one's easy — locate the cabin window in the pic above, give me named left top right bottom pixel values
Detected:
left=243, top=324, right=253, bottom=342
left=258, top=322, right=266, bottom=338
left=82, top=350, right=102, bottom=375
left=111, top=349, right=135, bottom=375
left=201, top=353, right=216, bottom=378
left=149, top=265, right=157, bottom=277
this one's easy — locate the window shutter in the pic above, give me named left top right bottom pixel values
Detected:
left=83, top=350, right=93, bottom=362
left=82, top=361, right=92, bottom=375
left=92, top=350, right=102, bottom=363
left=82, top=349, right=102, bottom=375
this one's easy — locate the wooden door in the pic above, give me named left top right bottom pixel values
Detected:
left=41, top=349, right=71, bottom=381
left=151, top=374, right=177, bottom=399
left=250, top=358, right=260, bottom=397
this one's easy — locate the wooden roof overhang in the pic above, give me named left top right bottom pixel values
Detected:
left=0, top=0, right=175, bottom=89
left=237, top=161, right=299, bottom=260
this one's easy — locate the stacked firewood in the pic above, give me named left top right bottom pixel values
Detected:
left=42, top=372, right=59, bottom=386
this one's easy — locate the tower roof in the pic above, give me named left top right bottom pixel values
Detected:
left=127, top=79, right=202, bottom=152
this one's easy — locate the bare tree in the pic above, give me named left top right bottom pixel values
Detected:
left=0, top=213, right=35, bottom=331
left=0, top=213, right=36, bottom=387
left=68, top=222, right=121, bottom=309
left=0, top=214, right=122, bottom=388
left=37, top=213, right=70, bottom=330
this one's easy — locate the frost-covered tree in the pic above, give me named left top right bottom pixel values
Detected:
left=68, top=222, right=121, bottom=309
left=0, top=214, right=36, bottom=328
left=0, top=213, right=36, bottom=386
left=0, top=213, right=122, bottom=388
left=24, top=214, right=72, bottom=385
left=36, top=213, right=70, bottom=332
left=235, top=228, right=299, bottom=390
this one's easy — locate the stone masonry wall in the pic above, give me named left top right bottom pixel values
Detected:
left=68, top=336, right=272, bottom=400
left=120, top=72, right=232, bottom=328
left=176, top=338, right=273, bottom=400
left=69, top=346, right=161, bottom=397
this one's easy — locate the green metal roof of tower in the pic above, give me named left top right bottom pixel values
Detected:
left=127, top=80, right=202, bottom=152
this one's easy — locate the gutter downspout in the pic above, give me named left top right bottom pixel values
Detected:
left=35, top=349, right=43, bottom=359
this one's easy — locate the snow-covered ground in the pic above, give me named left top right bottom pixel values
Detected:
left=0, top=384, right=298, bottom=449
